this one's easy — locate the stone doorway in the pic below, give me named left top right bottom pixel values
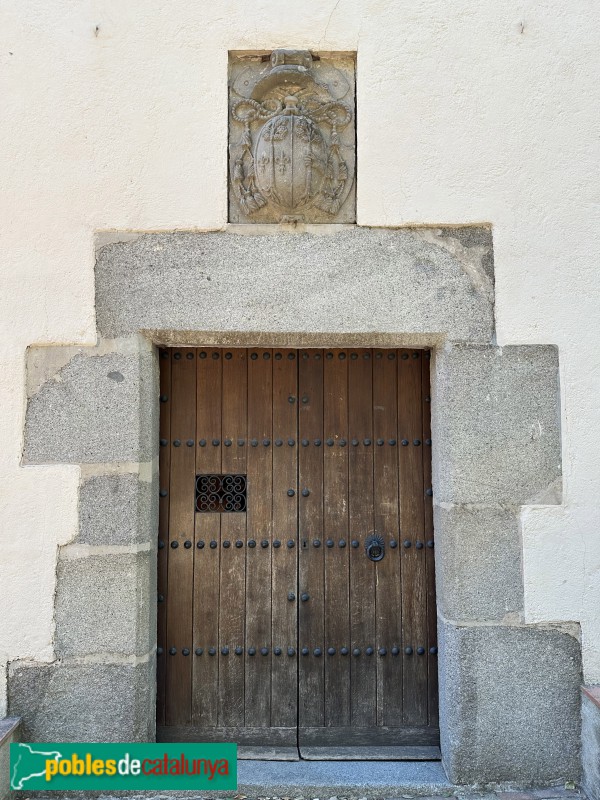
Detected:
left=11, top=226, right=582, bottom=785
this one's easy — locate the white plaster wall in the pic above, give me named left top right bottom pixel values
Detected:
left=1, top=1, right=599, bottom=679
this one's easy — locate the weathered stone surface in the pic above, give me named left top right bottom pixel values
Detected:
left=24, top=345, right=157, bottom=464
left=434, top=505, right=523, bottom=622
left=8, top=660, right=155, bottom=742
left=433, top=345, right=561, bottom=505
left=581, top=687, right=600, bottom=800
left=229, top=51, right=356, bottom=224
left=55, top=551, right=155, bottom=657
left=438, top=620, right=582, bottom=784
left=79, top=472, right=156, bottom=546
left=0, top=717, right=20, bottom=800
left=95, top=228, right=494, bottom=343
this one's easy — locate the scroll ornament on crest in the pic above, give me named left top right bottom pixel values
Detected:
left=229, top=49, right=355, bottom=222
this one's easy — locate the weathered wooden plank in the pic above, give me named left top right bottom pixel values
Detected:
left=348, top=349, right=376, bottom=728
left=271, top=348, right=298, bottom=728
left=373, top=349, right=402, bottom=727
left=422, top=350, right=439, bottom=727
left=298, top=725, right=439, bottom=746
left=299, top=745, right=441, bottom=760
left=245, top=348, right=273, bottom=727
left=192, top=347, right=223, bottom=727
left=398, top=349, right=428, bottom=725
left=165, top=347, right=197, bottom=726
left=298, top=349, right=325, bottom=729
left=157, top=726, right=297, bottom=746
left=323, top=349, right=350, bottom=728
left=218, top=349, right=248, bottom=728
left=157, top=348, right=172, bottom=727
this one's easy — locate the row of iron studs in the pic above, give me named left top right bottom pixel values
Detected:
left=160, top=538, right=434, bottom=550
left=161, top=437, right=432, bottom=446
left=162, top=351, right=430, bottom=361
left=158, top=645, right=438, bottom=657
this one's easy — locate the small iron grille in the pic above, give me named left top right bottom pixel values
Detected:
left=195, top=474, right=247, bottom=513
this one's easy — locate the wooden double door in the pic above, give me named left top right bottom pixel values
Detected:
left=157, top=347, right=438, bottom=750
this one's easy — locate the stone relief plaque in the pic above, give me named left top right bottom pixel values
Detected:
left=229, top=50, right=356, bottom=224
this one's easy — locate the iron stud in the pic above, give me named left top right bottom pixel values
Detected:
left=288, top=592, right=295, bottom=601
left=251, top=439, right=258, bottom=446
left=223, top=540, right=231, bottom=548
left=199, top=439, right=206, bottom=447
left=195, top=647, right=203, bottom=656
left=326, top=352, right=333, bottom=359
left=263, top=438, right=270, bottom=446
left=417, top=647, right=425, bottom=655
left=405, top=646, right=413, bottom=655
left=274, top=353, right=281, bottom=360
left=186, top=352, right=194, bottom=360
left=352, top=439, right=359, bottom=446
left=160, top=438, right=168, bottom=447
left=157, top=647, right=164, bottom=655
left=160, top=489, right=168, bottom=497
left=287, top=489, right=295, bottom=497
left=288, top=353, right=295, bottom=360
left=426, top=438, right=432, bottom=446
left=222, top=647, right=229, bottom=655
left=158, top=540, right=165, bottom=550
left=273, top=539, right=281, bottom=548
left=379, top=647, right=387, bottom=656
left=235, top=646, right=243, bottom=655
left=389, top=439, right=397, bottom=445
left=353, top=648, right=361, bottom=656
left=339, top=439, right=347, bottom=446
left=416, top=541, right=424, bottom=549
left=248, top=647, right=256, bottom=655
left=391, top=646, right=400, bottom=656
left=314, top=439, right=321, bottom=446
left=288, top=647, right=295, bottom=656
left=401, top=353, right=409, bottom=360
left=274, top=647, right=282, bottom=656
left=302, top=396, right=309, bottom=404
left=288, top=396, right=296, bottom=404
left=351, top=353, right=358, bottom=359
left=341, top=647, right=349, bottom=655
left=401, top=439, right=409, bottom=446
left=313, top=539, right=321, bottom=548
left=261, top=647, right=269, bottom=656
left=403, top=540, right=411, bottom=548
left=224, top=439, right=232, bottom=447
left=248, top=539, right=256, bottom=548
left=182, top=648, right=190, bottom=656
left=184, top=540, right=192, bottom=549
left=302, top=488, right=310, bottom=497
left=212, top=438, right=220, bottom=446
left=328, top=647, right=336, bottom=655
left=339, top=539, right=346, bottom=548
left=263, top=352, right=270, bottom=360
left=251, top=353, right=258, bottom=360
left=326, top=539, right=334, bottom=548
left=366, top=647, right=374, bottom=655
left=351, top=540, right=359, bottom=548
left=174, top=353, right=181, bottom=360
left=390, top=540, right=398, bottom=548
left=208, top=647, right=216, bottom=656
left=430, top=646, right=438, bottom=655
left=364, top=438, right=371, bottom=446
left=275, top=439, right=283, bottom=446
left=238, top=438, right=245, bottom=446
left=427, top=540, right=434, bottom=548
left=413, top=439, right=421, bottom=446
left=169, top=647, right=177, bottom=655
left=388, top=352, right=396, bottom=360
left=235, top=540, right=243, bottom=548
left=213, top=352, right=220, bottom=359
left=171, top=541, right=178, bottom=549
left=197, top=541, right=205, bottom=549
left=313, top=648, right=322, bottom=657
left=225, top=352, right=232, bottom=360
left=287, top=539, right=295, bottom=548
left=187, top=439, right=194, bottom=447
left=302, top=647, right=309, bottom=656
left=377, top=438, right=384, bottom=446
left=326, top=438, right=334, bottom=446
left=261, top=539, right=269, bottom=548
left=199, top=352, right=207, bottom=359
left=301, top=439, right=309, bottom=446
left=339, top=353, right=346, bottom=360
left=301, top=593, right=310, bottom=602
left=158, top=594, right=164, bottom=603
left=426, top=488, right=433, bottom=496
left=210, top=540, right=217, bottom=549
left=288, top=438, right=295, bottom=446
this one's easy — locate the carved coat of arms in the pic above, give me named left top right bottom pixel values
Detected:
left=229, top=50, right=356, bottom=223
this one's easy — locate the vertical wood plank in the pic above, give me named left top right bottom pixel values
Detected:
left=271, top=348, right=298, bottom=728
left=218, top=348, right=248, bottom=727
left=398, top=349, right=428, bottom=725
left=298, top=350, right=325, bottom=729
left=323, top=349, right=350, bottom=728
left=373, top=349, right=402, bottom=726
left=192, top=347, right=223, bottom=726
left=245, top=348, right=273, bottom=727
left=422, top=350, right=438, bottom=727
left=157, top=348, right=171, bottom=726
left=165, top=347, right=197, bottom=726
left=349, top=349, right=376, bottom=727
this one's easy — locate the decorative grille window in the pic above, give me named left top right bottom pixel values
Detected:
left=195, top=475, right=247, bottom=513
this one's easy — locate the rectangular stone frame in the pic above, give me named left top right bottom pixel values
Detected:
left=12, top=226, right=582, bottom=785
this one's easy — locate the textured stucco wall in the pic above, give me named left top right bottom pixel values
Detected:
left=1, top=0, right=599, bottom=695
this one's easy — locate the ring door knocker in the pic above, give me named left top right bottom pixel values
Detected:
left=365, top=532, right=385, bottom=562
